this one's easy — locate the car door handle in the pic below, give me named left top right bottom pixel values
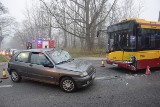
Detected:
left=29, top=64, right=33, bottom=67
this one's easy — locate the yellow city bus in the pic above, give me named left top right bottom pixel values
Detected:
left=104, top=18, right=160, bottom=70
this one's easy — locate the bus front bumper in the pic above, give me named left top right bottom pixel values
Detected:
left=106, top=59, right=136, bottom=70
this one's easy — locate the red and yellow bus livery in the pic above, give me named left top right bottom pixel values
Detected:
left=105, top=18, right=160, bottom=70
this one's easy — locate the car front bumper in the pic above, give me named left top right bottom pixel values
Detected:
left=73, top=71, right=96, bottom=88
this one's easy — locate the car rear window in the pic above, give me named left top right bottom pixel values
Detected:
left=15, top=52, right=30, bottom=63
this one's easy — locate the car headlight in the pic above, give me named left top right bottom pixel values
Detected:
left=80, top=71, right=88, bottom=77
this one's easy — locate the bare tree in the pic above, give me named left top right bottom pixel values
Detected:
left=0, top=2, right=16, bottom=48
left=39, top=0, right=118, bottom=50
left=14, top=0, right=143, bottom=50
left=108, top=0, right=143, bottom=24
left=0, top=2, right=8, bottom=15
left=15, top=1, right=57, bottom=46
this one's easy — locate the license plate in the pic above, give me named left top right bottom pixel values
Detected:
left=92, top=73, right=95, bottom=79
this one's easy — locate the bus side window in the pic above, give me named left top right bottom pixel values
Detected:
left=155, top=30, right=160, bottom=49
left=150, top=30, right=156, bottom=48
left=144, top=29, right=160, bottom=49
left=144, top=29, right=151, bottom=49
left=137, top=28, right=144, bottom=50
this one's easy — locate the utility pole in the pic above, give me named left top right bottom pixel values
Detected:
left=0, top=27, right=2, bottom=49
left=158, top=11, right=160, bottom=22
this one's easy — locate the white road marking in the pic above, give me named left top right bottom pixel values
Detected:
left=0, top=85, right=13, bottom=88
left=95, top=77, right=106, bottom=80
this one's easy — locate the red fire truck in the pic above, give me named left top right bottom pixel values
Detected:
left=26, top=38, right=54, bottom=49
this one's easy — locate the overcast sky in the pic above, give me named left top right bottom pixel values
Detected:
left=1, top=0, right=160, bottom=22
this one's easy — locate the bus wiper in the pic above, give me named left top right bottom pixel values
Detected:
left=113, top=41, right=123, bottom=51
left=117, top=42, right=123, bottom=50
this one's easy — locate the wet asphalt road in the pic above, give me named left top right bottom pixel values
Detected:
left=0, top=60, right=160, bottom=107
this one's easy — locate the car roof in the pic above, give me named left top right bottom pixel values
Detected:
left=21, top=48, right=54, bottom=53
left=10, top=49, right=17, bottom=50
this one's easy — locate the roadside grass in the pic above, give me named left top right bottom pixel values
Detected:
left=65, top=48, right=106, bottom=58
left=0, top=55, right=8, bottom=62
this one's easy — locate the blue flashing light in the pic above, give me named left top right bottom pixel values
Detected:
left=37, top=39, right=42, bottom=44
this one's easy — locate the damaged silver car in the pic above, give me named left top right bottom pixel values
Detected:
left=7, top=49, right=96, bottom=92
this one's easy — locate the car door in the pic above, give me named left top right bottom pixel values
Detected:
left=27, top=52, right=56, bottom=83
left=12, top=52, right=30, bottom=77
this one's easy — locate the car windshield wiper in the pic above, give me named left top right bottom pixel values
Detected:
left=67, top=58, right=74, bottom=62
left=56, top=61, right=67, bottom=64
left=56, top=58, right=74, bottom=65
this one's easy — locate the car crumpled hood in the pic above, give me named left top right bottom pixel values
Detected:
left=56, top=59, right=92, bottom=72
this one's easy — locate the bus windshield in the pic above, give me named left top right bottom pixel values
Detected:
left=107, top=20, right=136, bottom=52
left=108, top=31, right=136, bottom=51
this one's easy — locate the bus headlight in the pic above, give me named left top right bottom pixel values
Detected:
left=130, top=56, right=136, bottom=64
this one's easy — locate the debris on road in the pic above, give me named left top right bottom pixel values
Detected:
left=95, top=75, right=122, bottom=80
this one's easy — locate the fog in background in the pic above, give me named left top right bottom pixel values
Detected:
left=1, top=0, right=160, bottom=50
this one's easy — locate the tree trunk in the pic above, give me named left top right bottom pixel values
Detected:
left=63, top=29, right=67, bottom=48
left=48, top=23, right=52, bottom=40
left=85, top=0, right=91, bottom=50
left=63, top=6, right=67, bottom=48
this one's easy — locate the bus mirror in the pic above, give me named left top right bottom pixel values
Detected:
left=97, top=31, right=100, bottom=37
left=106, top=50, right=111, bottom=53
left=106, top=50, right=109, bottom=53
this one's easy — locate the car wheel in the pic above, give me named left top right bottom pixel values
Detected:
left=11, top=71, right=22, bottom=82
left=60, top=77, right=76, bottom=92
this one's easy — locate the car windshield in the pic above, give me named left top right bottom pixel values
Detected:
left=46, top=50, right=73, bottom=64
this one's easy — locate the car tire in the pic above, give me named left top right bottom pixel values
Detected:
left=11, top=70, right=22, bottom=82
left=60, top=77, right=76, bottom=93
